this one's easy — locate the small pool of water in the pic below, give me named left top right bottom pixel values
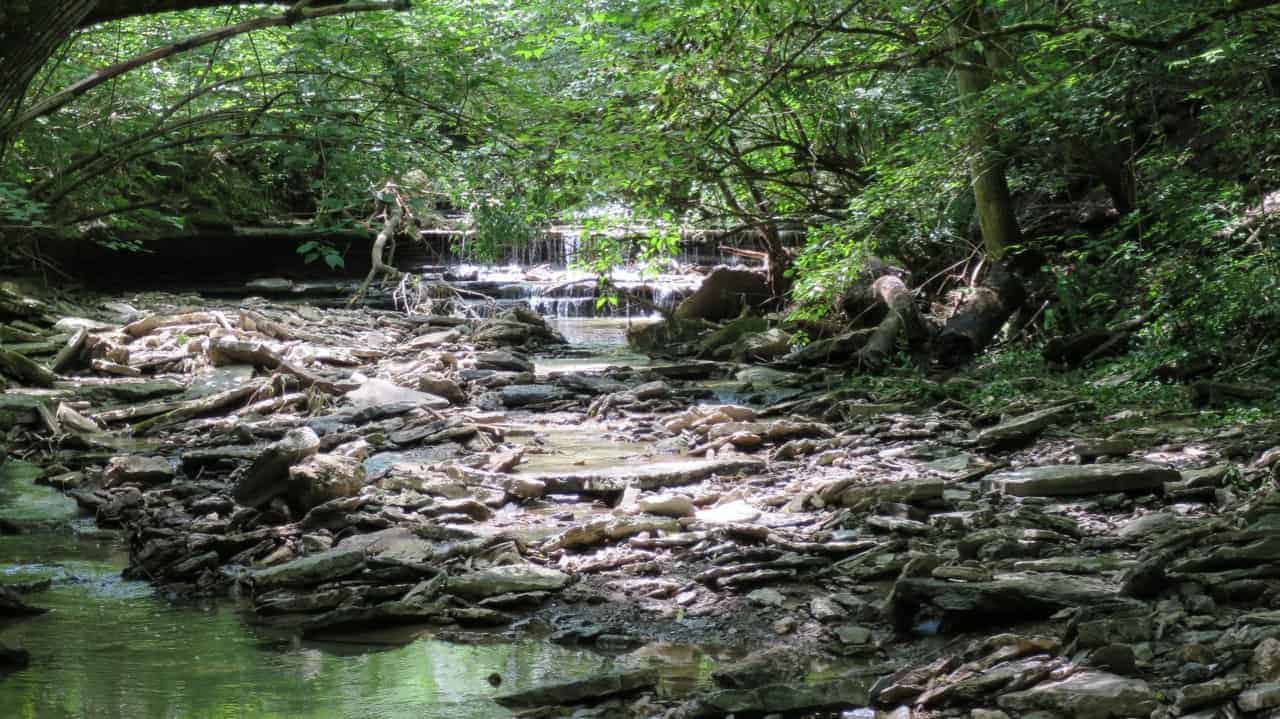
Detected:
left=537, top=318, right=656, bottom=375
left=0, top=462, right=719, bottom=718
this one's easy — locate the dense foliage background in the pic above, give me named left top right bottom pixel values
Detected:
left=0, top=0, right=1277, bottom=373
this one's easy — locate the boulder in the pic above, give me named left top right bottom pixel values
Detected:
left=733, top=328, right=792, bottom=361
left=344, top=378, right=449, bottom=411
left=826, top=478, right=945, bottom=510
left=246, top=544, right=366, bottom=590
left=103, top=455, right=174, bottom=487
left=286, top=454, right=365, bottom=512
left=416, top=374, right=466, bottom=404
left=997, top=671, right=1157, bottom=719
left=474, top=350, right=534, bottom=373
left=674, top=267, right=771, bottom=321
left=233, top=427, right=321, bottom=507
left=982, top=463, right=1177, bottom=497
left=446, top=565, right=571, bottom=599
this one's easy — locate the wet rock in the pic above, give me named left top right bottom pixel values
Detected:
left=493, top=667, right=658, bottom=708
left=1087, top=645, right=1137, bottom=675
left=733, top=328, right=792, bottom=362
left=1254, top=638, right=1280, bottom=682
left=711, top=646, right=807, bottom=688
left=811, top=596, right=847, bottom=622
left=493, top=384, right=570, bottom=408
left=982, top=463, right=1177, bottom=497
left=246, top=544, right=366, bottom=590
left=997, top=671, right=1157, bottom=719
left=232, top=427, right=321, bottom=508
left=693, top=675, right=872, bottom=717
left=835, top=625, right=872, bottom=645
left=0, top=643, right=31, bottom=670
left=286, top=454, right=365, bottom=512
left=888, top=575, right=1136, bottom=632
left=0, top=347, right=56, bottom=387
left=103, top=455, right=174, bottom=487
left=1, top=586, right=48, bottom=617
left=1174, top=676, right=1246, bottom=713
left=976, top=404, right=1074, bottom=448
left=446, top=565, right=571, bottom=599
left=474, top=350, right=534, bottom=373
left=547, top=516, right=680, bottom=550
left=1238, top=683, right=1280, bottom=712
left=0, top=394, right=44, bottom=429
left=632, top=380, right=671, bottom=400
left=747, top=588, right=786, bottom=607
left=1074, top=438, right=1137, bottom=462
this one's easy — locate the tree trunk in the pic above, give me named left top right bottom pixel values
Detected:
left=1, top=1, right=408, bottom=142
left=935, top=261, right=1025, bottom=366
left=349, top=201, right=404, bottom=305
left=0, top=1, right=99, bottom=123
left=949, top=1, right=1021, bottom=261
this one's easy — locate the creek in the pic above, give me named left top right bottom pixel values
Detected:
left=0, top=302, right=724, bottom=718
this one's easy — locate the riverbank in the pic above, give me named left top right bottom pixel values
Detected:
left=2, top=281, right=1280, bottom=718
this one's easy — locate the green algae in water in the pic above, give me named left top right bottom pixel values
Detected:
left=0, top=460, right=78, bottom=527
left=0, top=501, right=719, bottom=718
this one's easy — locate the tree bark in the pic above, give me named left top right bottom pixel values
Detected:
left=854, top=275, right=929, bottom=370
left=0, top=1, right=408, bottom=142
left=349, top=200, right=404, bottom=305
left=949, top=1, right=1022, bottom=261
left=935, top=261, right=1025, bottom=366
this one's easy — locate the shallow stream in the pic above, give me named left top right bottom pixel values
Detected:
left=0, top=317, right=725, bottom=719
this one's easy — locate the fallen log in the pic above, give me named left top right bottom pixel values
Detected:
left=207, top=337, right=356, bottom=394
left=1043, top=314, right=1148, bottom=368
left=854, top=275, right=929, bottom=370
left=935, top=261, right=1026, bottom=366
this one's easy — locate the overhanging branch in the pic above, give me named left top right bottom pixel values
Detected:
left=0, top=0, right=410, bottom=141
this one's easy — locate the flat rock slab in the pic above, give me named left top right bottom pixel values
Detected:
left=246, top=545, right=366, bottom=591
left=998, top=671, right=1157, bottom=719
left=982, top=463, right=1177, bottom=497
left=694, top=676, right=872, bottom=717
left=494, top=667, right=658, bottom=708
left=533, top=457, right=767, bottom=495
left=976, top=404, right=1074, bottom=448
left=447, top=564, right=570, bottom=599
left=831, top=478, right=944, bottom=510
left=74, top=379, right=187, bottom=403
left=887, top=574, right=1139, bottom=631
left=345, top=378, right=449, bottom=411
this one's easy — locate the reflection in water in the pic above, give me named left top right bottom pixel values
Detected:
left=0, top=464, right=719, bottom=718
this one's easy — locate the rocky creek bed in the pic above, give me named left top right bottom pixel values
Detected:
left=2, top=282, right=1280, bottom=718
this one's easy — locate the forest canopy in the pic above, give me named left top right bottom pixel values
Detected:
left=0, top=0, right=1277, bottom=369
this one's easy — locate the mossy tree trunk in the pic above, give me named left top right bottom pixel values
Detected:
left=949, top=0, right=1022, bottom=261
